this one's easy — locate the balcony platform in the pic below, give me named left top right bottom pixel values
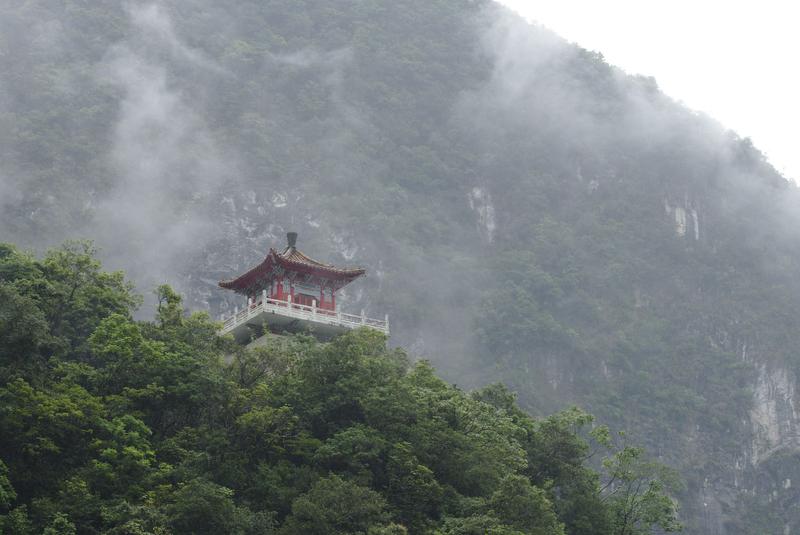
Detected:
left=219, top=297, right=389, bottom=343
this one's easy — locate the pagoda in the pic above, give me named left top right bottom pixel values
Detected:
left=218, top=232, right=389, bottom=342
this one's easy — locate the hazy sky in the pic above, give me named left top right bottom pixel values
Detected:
left=497, top=0, right=799, bottom=182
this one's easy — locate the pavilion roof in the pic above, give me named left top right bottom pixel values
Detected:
left=219, top=240, right=365, bottom=293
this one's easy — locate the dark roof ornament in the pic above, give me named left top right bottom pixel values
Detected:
left=287, top=231, right=298, bottom=249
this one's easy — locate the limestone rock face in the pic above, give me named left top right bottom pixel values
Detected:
left=750, top=364, right=800, bottom=466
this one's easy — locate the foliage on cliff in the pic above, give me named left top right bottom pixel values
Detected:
left=0, top=242, right=679, bottom=534
left=2, top=0, right=800, bottom=531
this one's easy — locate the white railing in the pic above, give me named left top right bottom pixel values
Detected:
left=219, top=295, right=389, bottom=337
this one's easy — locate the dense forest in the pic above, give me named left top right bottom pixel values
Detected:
left=0, top=242, right=680, bottom=534
left=2, top=0, right=800, bottom=532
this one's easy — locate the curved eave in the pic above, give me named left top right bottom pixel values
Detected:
left=275, top=255, right=366, bottom=280
left=219, top=248, right=366, bottom=292
left=218, top=250, right=280, bottom=291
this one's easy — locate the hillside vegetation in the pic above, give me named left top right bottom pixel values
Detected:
left=0, top=242, right=680, bottom=534
left=2, top=0, right=800, bottom=532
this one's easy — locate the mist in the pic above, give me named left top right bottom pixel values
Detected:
left=89, top=3, right=233, bottom=312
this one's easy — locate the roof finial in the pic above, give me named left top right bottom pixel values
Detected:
left=287, top=231, right=298, bottom=249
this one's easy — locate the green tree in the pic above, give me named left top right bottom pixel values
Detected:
left=0, top=460, right=15, bottom=511
left=435, top=515, right=526, bottom=535
left=280, top=475, right=391, bottom=534
left=385, top=442, right=443, bottom=532
left=86, top=415, right=156, bottom=498
left=0, top=284, right=51, bottom=380
left=167, top=479, right=238, bottom=534
left=313, top=424, right=387, bottom=485
left=488, top=474, right=565, bottom=535
left=602, top=446, right=682, bottom=535
left=0, top=505, right=33, bottom=535
left=42, top=512, right=77, bottom=535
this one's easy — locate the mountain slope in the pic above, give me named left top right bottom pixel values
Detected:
left=2, top=1, right=800, bottom=532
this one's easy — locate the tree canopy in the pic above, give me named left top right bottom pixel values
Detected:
left=0, top=242, right=679, bottom=534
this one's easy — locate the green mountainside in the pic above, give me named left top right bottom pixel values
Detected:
left=0, top=243, right=680, bottom=534
left=2, top=0, right=800, bottom=532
